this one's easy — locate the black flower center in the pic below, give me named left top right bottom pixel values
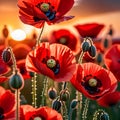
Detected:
left=81, top=75, right=102, bottom=95
left=0, top=107, right=4, bottom=120
left=42, top=56, right=60, bottom=75
left=36, top=2, right=56, bottom=21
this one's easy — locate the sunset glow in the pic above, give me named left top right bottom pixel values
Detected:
left=11, top=29, right=26, bottom=41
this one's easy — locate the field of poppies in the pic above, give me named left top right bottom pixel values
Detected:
left=0, top=0, right=120, bottom=120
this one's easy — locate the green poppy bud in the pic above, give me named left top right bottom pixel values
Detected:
left=82, top=41, right=90, bottom=52
left=2, top=49, right=11, bottom=63
left=88, top=45, right=96, bottom=58
left=9, top=72, right=24, bottom=90
left=100, top=113, right=109, bottom=120
left=48, top=87, right=57, bottom=100
left=60, top=90, right=70, bottom=101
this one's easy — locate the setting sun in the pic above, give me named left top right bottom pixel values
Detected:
left=11, top=29, right=26, bottom=41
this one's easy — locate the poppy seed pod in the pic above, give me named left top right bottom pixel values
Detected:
left=2, top=49, right=11, bottom=63
left=82, top=41, right=90, bottom=52
left=48, top=87, right=57, bottom=100
left=9, top=72, right=24, bottom=90
left=52, top=99, right=61, bottom=111
left=88, top=45, right=96, bottom=58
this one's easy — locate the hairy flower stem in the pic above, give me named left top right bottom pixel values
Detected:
left=15, top=89, right=20, bottom=120
left=40, top=76, right=48, bottom=106
left=8, top=47, right=17, bottom=72
left=62, top=101, right=68, bottom=120
left=82, top=98, right=89, bottom=120
left=31, top=73, right=37, bottom=108
left=8, top=47, right=20, bottom=120
left=78, top=51, right=84, bottom=64
left=36, top=23, right=45, bottom=46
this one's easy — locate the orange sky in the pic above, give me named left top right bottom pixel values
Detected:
left=0, top=1, right=120, bottom=38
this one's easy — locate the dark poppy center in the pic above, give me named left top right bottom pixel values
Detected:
left=42, top=56, right=60, bottom=75
left=58, top=37, right=67, bottom=45
left=81, top=75, right=102, bottom=95
left=0, top=107, right=4, bottom=119
left=36, top=2, right=56, bottom=21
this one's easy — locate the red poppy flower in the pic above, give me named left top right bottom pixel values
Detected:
left=17, top=0, right=74, bottom=28
left=74, top=23, right=104, bottom=38
left=0, top=58, right=10, bottom=83
left=13, top=43, right=31, bottom=60
left=26, top=42, right=76, bottom=82
left=0, top=86, right=15, bottom=119
left=48, top=29, right=80, bottom=55
left=70, top=63, right=117, bottom=100
left=17, top=59, right=31, bottom=80
left=21, top=105, right=63, bottom=120
left=104, top=44, right=120, bottom=81
left=97, top=91, right=120, bottom=107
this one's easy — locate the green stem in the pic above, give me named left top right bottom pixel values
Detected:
left=76, top=91, right=82, bottom=120
left=15, top=89, right=20, bottom=120
left=62, top=101, right=68, bottom=120
left=31, top=73, right=37, bottom=108
left=82, top=98, right=89, bottom=120
left=40, top=76, right=48, bottom=106
left=78, top=51, right=84, bottom=64
left=36, top=23, right=45, bottom=46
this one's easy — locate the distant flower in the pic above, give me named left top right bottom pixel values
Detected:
left=0, top=58, right=10, bottom=83
left=0, top=86, right=15, bottom=119
left=13, top=43, right=31, bottom=60
left=74, top=23, right=104, bottom=38
left=21, top=105, right=63, bottom=120
left=17, top=59, right=31, bottom=80
left=104, top=44, right=120, bottom=81
left=17, top=0, right=74, bottom=28
left=70, top=63, right=117, bottom=100
left=26, top=42, right=76, bottom=82
left=97, top=91, right=120, bottom=107
left=48, top=29, right=80, bottom=55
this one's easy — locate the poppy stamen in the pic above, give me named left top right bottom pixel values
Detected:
left=40, top=3, right=50, bottom=12
left=59, top=37, right=67, bottom=44
left=82, top=76, right=102, bottom=95
left=88, top=78, right=97, bottom=87
left=47, top=58, right=56, bottom=68
left=42, top=57, right=60, bottom=75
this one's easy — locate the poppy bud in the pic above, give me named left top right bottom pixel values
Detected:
left=70, top=99, right=78, bottom=110
left=2, top=25, right=9, bottom=38
left=100, top=113, right=109, bottom=120
left=103, top=38, right=109, bottom=49
left=9, top=72, right=24, bottom=90
left=48, top=87, right=57, bottom=100
left=96, top=52, right=103, bottom=64
left=60, top=90, right=70, bottom=101
left=52, top=99, right=61, bottom=111
left=88, top=45, right=96, bottom=58
left=2, top=49, right=11, bottom=63
left=82, top=41, right=90, bottom=52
